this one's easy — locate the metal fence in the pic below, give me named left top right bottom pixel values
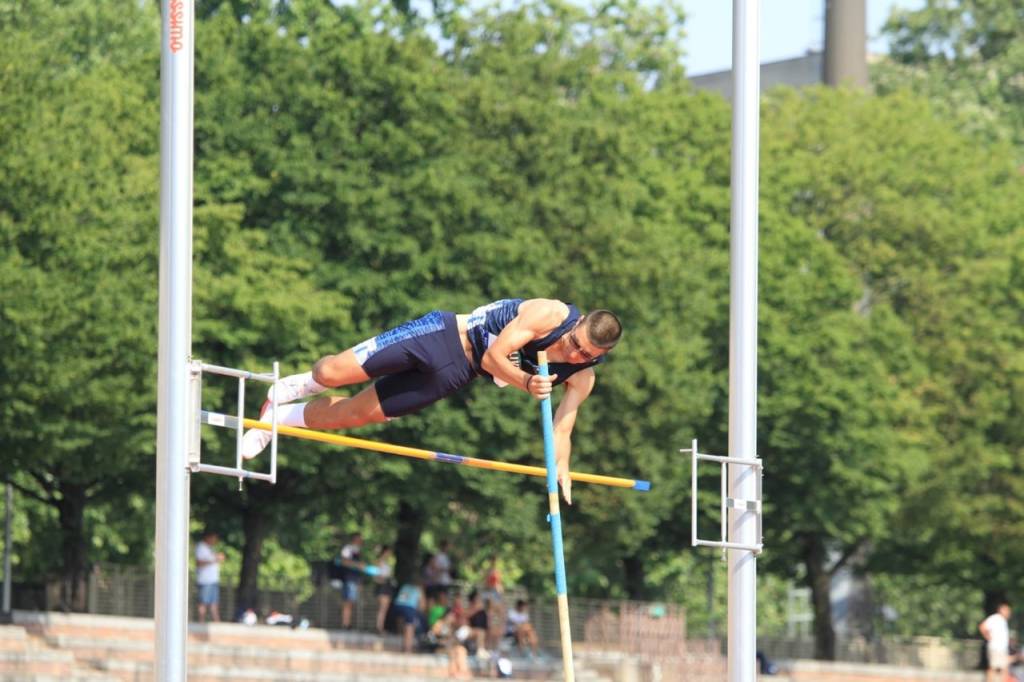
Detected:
left=8, top=565, right=983, bottom=675
left=759, top=635, right=984, bottom=671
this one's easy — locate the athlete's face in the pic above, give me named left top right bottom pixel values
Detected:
left=565, top=322, right=605, bottom=362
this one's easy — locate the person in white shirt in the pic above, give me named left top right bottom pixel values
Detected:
left=336, top=532, right=366, bottom=629
left=505, top=599, right=539, bottom=656
left=373, top=545, right=396, bottom=634
left=428, top=541, right=454, bottom=598
left=194, top=530, right=225, bottom=623
left=980, top=601, right=1012, bottom=682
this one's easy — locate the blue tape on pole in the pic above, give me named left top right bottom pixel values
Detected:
left=434, top=452, right=465, bottom=464
left=549, top=512, right=568, bottom=595
left=634, top=480, right=651, bottom=491
left=540, top=405, right=558, bottom=493
left=539, top=357, right=569, bottom=597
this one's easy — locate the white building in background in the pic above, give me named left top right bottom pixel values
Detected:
left=689, top=52, right=825, bottom=98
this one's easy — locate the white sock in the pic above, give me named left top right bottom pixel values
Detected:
left=260, top=402, right=308, bottom=428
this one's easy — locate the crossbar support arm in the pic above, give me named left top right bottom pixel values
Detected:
left=687, top=438, right=764, bottom=554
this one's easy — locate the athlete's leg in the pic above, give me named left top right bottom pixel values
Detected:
left=266, top=348, right=371, bottom=406
left=243, top=311, right=467, bottom=459
left=247, top=349, right=383, bottom=459
left=240, top=387, right=387, bottom=459
left=303, top=385, right=388, bottom=430
left=312, top=349, right=372, bottom=387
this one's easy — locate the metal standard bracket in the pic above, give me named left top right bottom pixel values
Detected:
left=187, top=360, right=280, bottom=486
left=684, top=438, right=763, bottom=554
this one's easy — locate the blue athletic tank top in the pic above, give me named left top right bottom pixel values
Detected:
left=465, top=299, right=603, bottom=386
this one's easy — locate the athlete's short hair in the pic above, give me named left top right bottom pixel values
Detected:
left=584, top=310, right=622, bottom=350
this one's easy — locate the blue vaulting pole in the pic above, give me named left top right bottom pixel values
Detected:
left=537, top=351, right=575, bottom=681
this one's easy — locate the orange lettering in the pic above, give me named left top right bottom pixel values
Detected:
left=168, top=0, right=184, bottom=53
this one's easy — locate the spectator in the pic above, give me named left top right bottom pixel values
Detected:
left=449, top=591, right=467, bottom=628
left=757, top=650, right=779, bottom=675
left=467, top=589, right=489, bottom=656
left=482, top=553, right=504, bottom=603
left=420, top=552, right=437, bottom=591
left=428, top=589, right=451, bottom=630
left=335, top=532, right=366, bottom=629
left=429, top=608, right=472, bottom=680
left=506, top=599, right=540, bottom=657
left=392, top=579, right=427, bottom=653
left=373, top=545, right=395, bottom=634
left=194, top=530, right=225, bottom=624
left=485, top=592, right=506, bottom=651
left=427, top=540, right=454, bottom=599
left=980, top=601, right=1012, bottom=682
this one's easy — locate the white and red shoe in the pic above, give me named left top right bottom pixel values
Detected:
left=268, top=371, right=327, bottom=405
left=240, top=400, right=273, bottom=460
left=242, top=372, right=325, bottom=460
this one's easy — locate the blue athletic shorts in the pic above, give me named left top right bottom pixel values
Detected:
left=197, top=582, right=219, bottom=605
left=392, top=605, right=426, bottom=633
left=353, top=311, right=477, bottom=418
left=341, top=579, right=360, bottom=602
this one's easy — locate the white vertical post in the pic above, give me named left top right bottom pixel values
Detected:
left=156, top=0, right=195, bottom=679
left=729, top=1, right=760, bottom=681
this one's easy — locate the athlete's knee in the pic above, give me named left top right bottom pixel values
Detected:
left=312, top=354, right=346, bottom=386
left=313, top=350, right=370, bottom=387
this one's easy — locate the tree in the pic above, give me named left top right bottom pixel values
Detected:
left=874, top=0, right=1024, bottom=152
left=187, top=0, right=728, bottom=601
left=761, top=85, right=1024, bottom=650
left=0, top=0, right=161, bottom=608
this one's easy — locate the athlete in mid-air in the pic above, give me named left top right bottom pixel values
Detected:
left=241, top=298, right=622, bottom=504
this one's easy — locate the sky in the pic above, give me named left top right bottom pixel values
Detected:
left=682, top=0, right=927, bottom=76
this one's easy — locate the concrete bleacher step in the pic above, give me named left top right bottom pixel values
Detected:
left=0, top=626, right=30, bottom=652
left=11, top=611, right=602, bottom=682
left=0, top=648, right=76, bottom=675
left=42, top=635, right=153, bottom=662
left=97, top=657, right=496, bottom=682
left=92, top=651, right=580, bottom=682
left=15, top=612, right=155, bottom=642
left=189, top=666, right=471, bottom=682
left=16, top=610, right=412, bottom=652
left=0, top=624, right=120, bottom=681
left=0, top=671, right=119, bottom=675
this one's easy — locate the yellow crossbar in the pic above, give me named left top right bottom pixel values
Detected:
left=240, top=417, right=650, bottom=492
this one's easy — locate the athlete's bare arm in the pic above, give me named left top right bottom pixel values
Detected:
left=551, top=366, right=596, bottom=505
left=481, top=298, right=566, bottom=398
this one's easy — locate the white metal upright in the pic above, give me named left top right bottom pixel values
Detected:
left=156, top=0, right=195, bottom=679
left=728, top=2, right=760, bottom=681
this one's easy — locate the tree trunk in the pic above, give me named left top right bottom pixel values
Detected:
left=982, top=588, right=1007, bottom=616
left=622, top=554, right=647, bottom=600
left=394, top=500, right=424, bottom=585
left=237, top=507, right=267, bottom=615
left=56, top=482, right=89, bottom=612
left=802, top=536, right=835, bottom=660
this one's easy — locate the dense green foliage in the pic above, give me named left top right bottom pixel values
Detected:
left=0, top=0, right=1022, bottom=656
left=875, top=0, right=1024, bottom=152
left=871, top=0, right=1024, bottom=625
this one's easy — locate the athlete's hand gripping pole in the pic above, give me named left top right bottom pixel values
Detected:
left=538, top=351, right=575, bottom=682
